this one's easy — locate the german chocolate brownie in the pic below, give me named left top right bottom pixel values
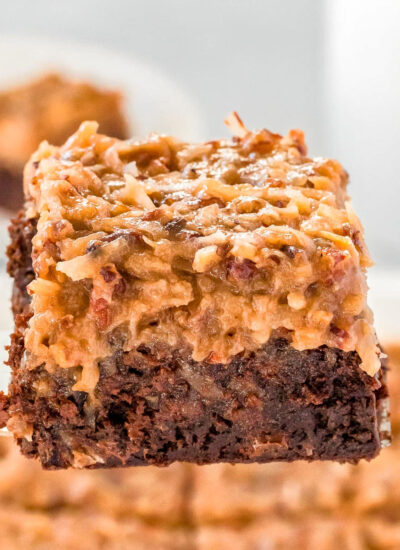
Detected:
left=4, top=114, right=390, bottom=468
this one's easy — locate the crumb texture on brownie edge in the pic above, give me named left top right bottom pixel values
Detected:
left=21, top=117, right=380, bottom=396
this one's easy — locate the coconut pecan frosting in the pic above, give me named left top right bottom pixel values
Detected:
left=22, top=113, right=381, bottom=393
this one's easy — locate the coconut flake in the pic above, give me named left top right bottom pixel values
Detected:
left=224, top=111, right=249, bottom=138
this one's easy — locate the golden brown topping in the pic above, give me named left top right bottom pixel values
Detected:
left=23, top=118, right=380, bottom=392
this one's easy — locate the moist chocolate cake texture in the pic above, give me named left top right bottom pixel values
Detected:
left=2, top=114, right=389, bottom=468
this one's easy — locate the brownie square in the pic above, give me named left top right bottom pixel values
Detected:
left=4, top=114, right=389, bottom=468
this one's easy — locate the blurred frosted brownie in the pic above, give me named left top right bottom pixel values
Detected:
left=0, top=509, right=190, bottom=550
left=0, top=436, right=190, bottom=549
left=0, top=438, right=189, bottom=525
left=0, top=73, right=128, bottom=210
left=190, top=461, right=355, bottom=523
left=195, top=517, right=400, bottom=550
left=5, top=113, right=389, bottom=468
left=194, top=518, right=366, bottom=550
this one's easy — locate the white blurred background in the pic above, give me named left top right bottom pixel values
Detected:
left=0, top=0, right=398, bottom=364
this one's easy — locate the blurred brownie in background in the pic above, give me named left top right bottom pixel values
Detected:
left=0, top=73, right=129, bottom=210
left=0, top=438, right=190, bottom=526
left=194, top=517, right=400, bottom=550
left=0, top=436, right=190, bottom=550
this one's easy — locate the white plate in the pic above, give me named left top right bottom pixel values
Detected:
left=0, top=34, right=205, bottom=141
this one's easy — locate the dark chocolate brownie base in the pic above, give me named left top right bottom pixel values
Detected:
left=6, top=214, right=389, bottom=469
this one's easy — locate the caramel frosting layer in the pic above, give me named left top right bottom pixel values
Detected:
left=23, top=115, right=380, bottom=393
